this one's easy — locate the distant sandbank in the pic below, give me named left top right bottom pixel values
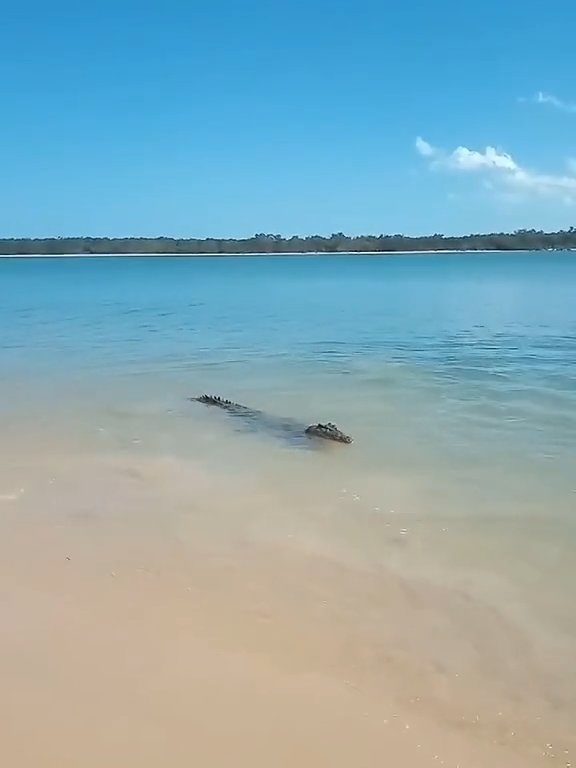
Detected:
left=1, top=248, right=572, bottom=258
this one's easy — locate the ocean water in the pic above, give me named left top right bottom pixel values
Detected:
left=2, top=252, right=575, bottom=456
left=2, top=252, right=575, bottom=514
left=2, top=250, right=575, bottom=573
left=2, top=252, right=576, bottom=763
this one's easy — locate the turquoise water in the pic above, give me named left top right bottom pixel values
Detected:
left=1, top=252, right=575, bottom=519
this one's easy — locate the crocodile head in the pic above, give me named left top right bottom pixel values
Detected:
left=305, top=422, right=353, bottom=444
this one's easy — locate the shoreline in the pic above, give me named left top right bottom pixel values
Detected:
left=1, top=248, right=573, bottom=258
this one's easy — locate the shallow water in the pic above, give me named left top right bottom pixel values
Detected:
left=1, top=252, right=575, bottom=766
left=2, top=253, right=574, bottom=510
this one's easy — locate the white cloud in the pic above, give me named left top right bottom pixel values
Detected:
left=415, top=136, right=436, bottom=157
left=447, top=146, right=517, bottom=172
left=414, top=138, right=517, bottom=172
left=415, top=137, right=576, bottom=200
left=505, top=168, right=576, bottom=194
left=521, top=91, right=576, bottom=113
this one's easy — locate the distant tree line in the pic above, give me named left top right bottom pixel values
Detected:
left=1, top=229, right=576, bottom=255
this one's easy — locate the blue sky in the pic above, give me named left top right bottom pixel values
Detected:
left=2, top=0, right=576, bottom=237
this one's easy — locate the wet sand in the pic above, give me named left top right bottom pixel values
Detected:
left=1, top=435, right=575, bottom=768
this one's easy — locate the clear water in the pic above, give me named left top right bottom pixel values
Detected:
left=2, top=251, right=574, bottom=450
left=1, top=252, right=575, bottom=531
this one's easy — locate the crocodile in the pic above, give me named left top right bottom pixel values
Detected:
left=191, top=395, right=353, bottom=445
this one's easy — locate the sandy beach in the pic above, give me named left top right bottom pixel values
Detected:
left=1, top=431, right=575, bottom=768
